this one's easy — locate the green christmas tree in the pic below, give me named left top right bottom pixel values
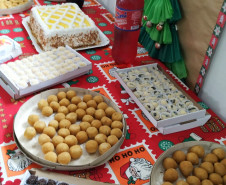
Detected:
left=139, top=0, right=187, bottom=79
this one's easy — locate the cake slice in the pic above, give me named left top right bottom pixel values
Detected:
left=29, top=3, right=100, bottom=51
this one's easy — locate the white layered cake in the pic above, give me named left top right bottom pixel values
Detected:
left=29, top=3, right=100, bottom=51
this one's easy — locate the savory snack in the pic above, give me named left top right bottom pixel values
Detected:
left=176, top=180, right=189, bottom=185
left=69, top=124, right=80, bottom=136
left=112, top=112, right=123, bottom=121
left=186, top=176, right=201, bottom=185
left=203, top=153, right=218, bottom=163
left=47, top=95, right=58, bottom=104
left=201, top=179, right=214, bottom=185
left=97, top=102, right=108, bottom=110
left=110, top=128, right=122, bottom=138
left=48, top=120, right=59, bottom=130
left=42, top=106, right=53, bottom=117
left=200, top=162, right=214, bottom=174
left=87, top=100, right=97, bottom=109
left=172, top=150, right=186, bottom=163
left=56, top=143, right=69, bottom=154
left=99, top=142, right=111, bottom=155
left=93, top=95, right=104, bottom=104
left=94, top=109, right=106, bottom=120
left=212, top=148, right=225, bottom=160
left=66, top=112, right=77, bottom=123
left=24, top=127, right=36, bottom=139
left=54, top=113, right=66, bottom=122
left=213, top=162, right=225, bottom=176
left=79, top=122, right=91, bottom=131
left=27, top=114, right=39, bottom=126
left=91, top=120, right=102, bottom=129
left=107, top=135, right=118, bottom=146
left=58, top=128, right=70, bottom=138
left=163, top=157, right=178, bottom=170
left=38, top=133, right=51, bottom=145
left=42, top=142, right=54, bottom=154
left=64, top=135, right=78, bottom=147
left=83, top=94, right=93, bottom=103
left=59, top=98, right=70, bottom=107
left=38, top=99, right=48, bottom=110
left=52, top=135, right=64, bottom=147
left=33, top=121, right=46, bottom=133
left=76, top=108, right=86, bottom=120
left=85, top=140, right=98, bottom=154
left=162, top=182, right=173, bottom=185
left=82, top=115, right=94, bottom=123
left=111, top=120, right=123, bottom=129
left=69, top=145, right=83, bottom=159
left=188, top=145, right=205, bottom=158
left=66, top=90, right=76, bottom=100
left=179, top=161, right=194, bottom=177
left=99, top=125, right=111, bottom=136
left=50, top=102, right=60, bottom=112
left=105, top=107, right=116, bottom=117
left=208, top=173, right=223, bottom=184
left=57, top=152, right=71, bottom=165
left=67, top=104, right=77, bottom=113
left=101, top=116, right=112, bottom=127
left=163, top=168, right=178, bottom=182
left=43, top=126, right=56, bottom=138
left=95, top=133, right=107, bottom=145
left=44, top=151, right=57, bottom=163
left=186, top=152, right=199, bottom=165
left=58, top=106, right=69, bottom=115
left=86, top=127, right=98, bottom=139
left=86, top=107, right=96, bottom=117
left=59, top=119, right=71, bottom=129
left=76, top=131, right=88, bottom=144
left=57, top=91, right=66, bottom=101
left=71, top=96, right=82, bottom=105
left=193, top=167, right=208, bottom=180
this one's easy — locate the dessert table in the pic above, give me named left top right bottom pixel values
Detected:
left=0, top=0, right=225, bottom=185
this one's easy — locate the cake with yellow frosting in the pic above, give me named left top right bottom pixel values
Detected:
left=29, top=3, right=100, bottom=51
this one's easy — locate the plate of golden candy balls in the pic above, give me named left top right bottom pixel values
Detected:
left=150, top=141, right=226, bottom=185
left=14, top=88, right=126, bottom=170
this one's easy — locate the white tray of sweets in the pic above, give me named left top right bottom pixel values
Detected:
left=114, top=63, right=211, bottom=134
left=0, top=46, right=92, bottom=99
left=22, top=16, right=110, bottom=53
left=14, top=87, right=126, bottom=170
left=0, top=0, right=33, bottom=15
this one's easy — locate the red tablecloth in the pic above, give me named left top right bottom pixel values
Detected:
left=0, top=0, right=225, bottom=185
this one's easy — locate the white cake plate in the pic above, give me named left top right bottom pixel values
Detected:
left=22, top=16, right=110, bottom=53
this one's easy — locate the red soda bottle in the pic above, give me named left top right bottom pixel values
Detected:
left=112, top=0, right=144, bottom=65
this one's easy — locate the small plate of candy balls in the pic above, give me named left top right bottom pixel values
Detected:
left=14, top=88, right=126, bottom=170
left=150, top=141, right=226, bottom=185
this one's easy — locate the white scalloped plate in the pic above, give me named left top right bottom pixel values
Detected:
left=14, top=87, right=126, bottom=170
